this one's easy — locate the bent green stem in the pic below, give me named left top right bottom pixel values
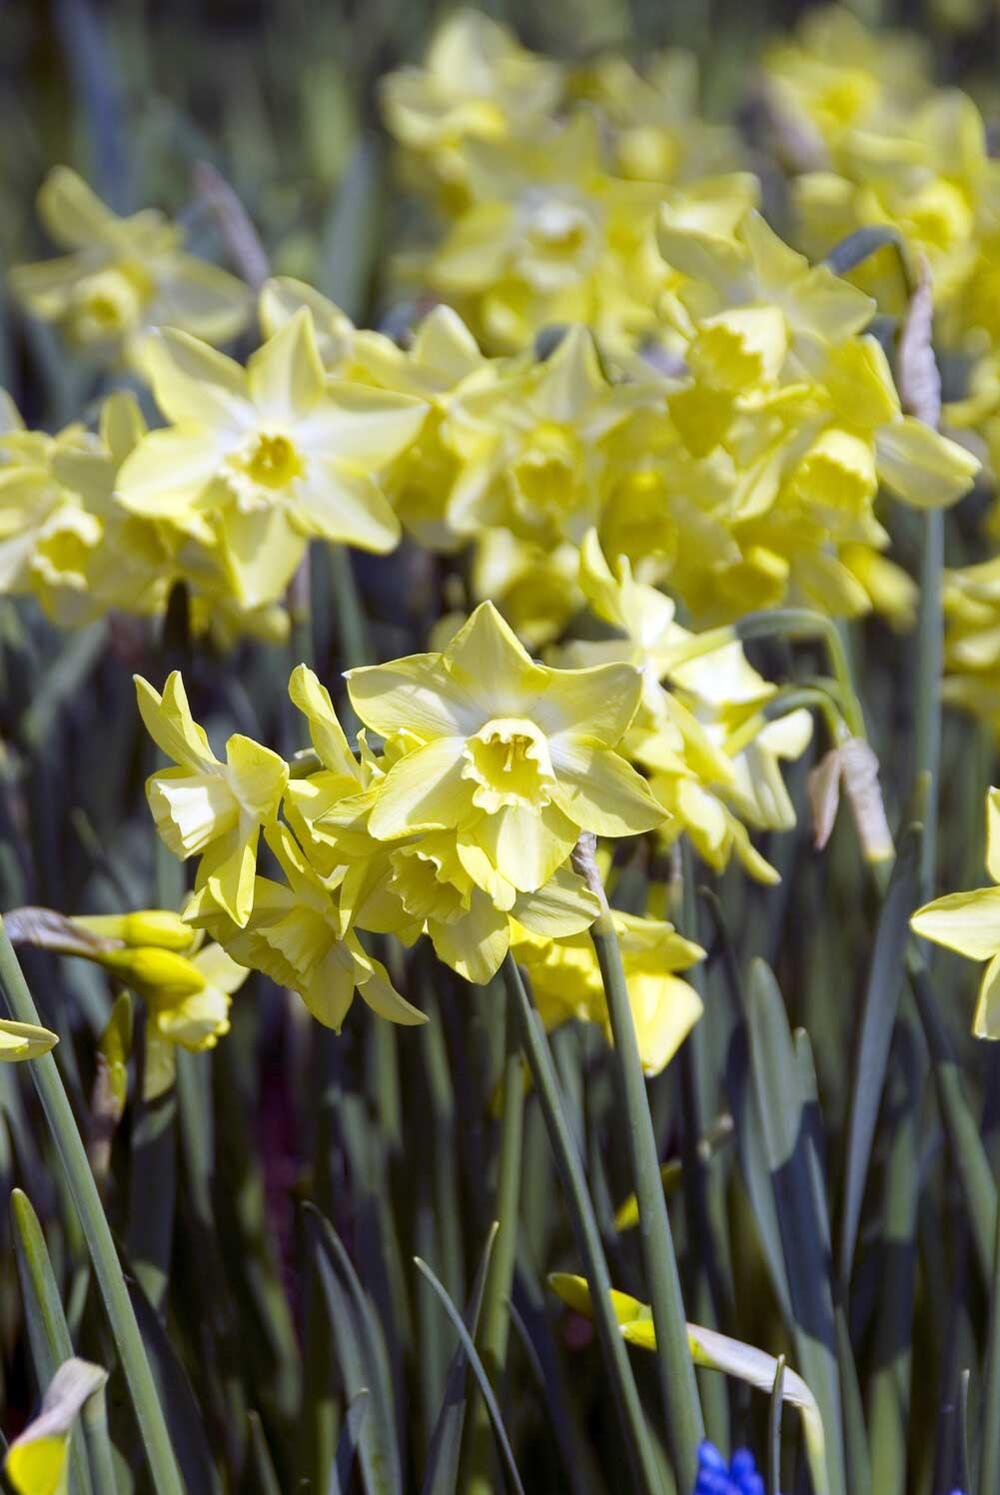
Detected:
left=0, top=919, right=184, bottom=1495
left=502, top=954, right=662, bottom=1495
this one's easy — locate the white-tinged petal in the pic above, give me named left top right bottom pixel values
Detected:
left=347, top=655, right=484, bottom=741
left=143, top=328, right=254, bottom=432
left=247, top=308, right=326, bottom=423
left=367, top=737, right=472, bottom=839
left=550, top=739, right=665, bottom=836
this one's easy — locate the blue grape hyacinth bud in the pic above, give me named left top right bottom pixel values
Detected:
left=694, top=1441, right=768, bottom=1495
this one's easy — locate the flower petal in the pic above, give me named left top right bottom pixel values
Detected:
left=355, top=949, right=428, bottom=1025
left=143, top=328, right=253, bottom=432
left=247, top=308, right=326, bottom=423
left=116, top=426, right=223, bottom=531
left=471, top=802, right=578, bottom=892
left=347, top=656, right=483, bottom=741
left=444, top=602, right=546, bottom=715
left=910, top=886, right=1000, bottom=960
left=551, top=740, right=665, bottom=836
left=512, top=866, right=602, bottom=935
left=875, top=417, right=979, bottom=509
left=534, top=662, right=643, bottom=746
left=974, top=952, right=1000, bottom=1040
left=367, top=737, right=471, bottom=839
left=291, top=462, right=401, bottom=552
left=225, top=734, right=289, bottom=820
left=429, top=892, right=509, bottom=984
left=135, top=671, right=216, bottom=770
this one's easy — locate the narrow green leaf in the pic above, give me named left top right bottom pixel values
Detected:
left=10, top=1190, right=94, bottom=1495
left=747, top=960, right=846, bottom=1495
left=246, top=1412, right=282, bottom=1495
left=414, top=1257, right=526, bottom=1495
left=838, top=823, right=920, bottom=1287
left=307, top=1203, right=402, bottom=1495
left=125, top=1269, right=223, bottom=1495
left=329, top=1391, right=371, bottom=1495
left=423, top=1223, right=498, bottom=1495
left=768, top=1355, right=785, bottom=1495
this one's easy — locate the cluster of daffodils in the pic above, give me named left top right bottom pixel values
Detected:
left=132, top=602, right=751, bottom=1069
left=381, top=10, right=738, bottom=353
left=5, top=7, right=987, bottom=650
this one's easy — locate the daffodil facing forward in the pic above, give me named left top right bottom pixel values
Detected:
left=347, top=600, right=664, bottom=904
left=117, top=309, right=428, bottom=608
left=912, top=787, right=1000, bottom=1036
left=10, top=167, right=250, bottom=365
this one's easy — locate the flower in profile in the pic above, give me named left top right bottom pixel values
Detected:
left=135, top=671, right=288, bottom=927
left=194, top=822, right=427, bottom=1032
left=117, top=310, right=428, bottom=608
left=347, top=600, right=664, bottom=905
left=10, top=167, right=250, bottom=365
left=511, top=910, right=703, bottom=1074
left=911, top=787, right=1000, bottom=1037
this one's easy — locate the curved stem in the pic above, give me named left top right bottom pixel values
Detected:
left=0, top=919, right=184, bottom=1495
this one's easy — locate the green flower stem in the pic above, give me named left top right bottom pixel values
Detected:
left=463, top=1003, right=525, bottom=1494
left=329, top=543, right=373, bottom=733
left=671, top=608, right=866, bottom=740
left=914, top=509, right=943, bottom=900
left=502, top=953, right=662, bottom=1495
left=980, top=1169, right=1000, bottom=1495
left=0, top=919, right=184, bottom=1495
left=590, top=907, right=705, bottom=1490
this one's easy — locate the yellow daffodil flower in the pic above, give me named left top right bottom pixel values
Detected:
left=10, top=167, right=250, bottom=366
left=346, top=601, right=664, bottom=903
left=136, top=671, right=288, bottom=927
left=117, top=309, right=428, bottom=608
left=511, top=911, right=704, bottom=1075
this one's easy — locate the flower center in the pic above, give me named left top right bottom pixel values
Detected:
left=245, top=433, right=304, bottom=490
left=462, top=718, right=555, bottom=812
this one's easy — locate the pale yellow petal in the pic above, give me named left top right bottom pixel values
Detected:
left=911, top=886, right=1000, bottom=960
left=550, top=740, right=665, bottom=836
left=347, top=655, right=483, bottom=741
left=367, top=737, right=471, bottom=839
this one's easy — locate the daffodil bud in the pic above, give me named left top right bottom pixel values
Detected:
left=71, top=910, right=194, bottom=952
left=94, top=947, right=207, bottom=1008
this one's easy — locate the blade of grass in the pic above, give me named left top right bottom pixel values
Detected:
left=838, top=821, right=920, bottom=1288
left=414, top=1256, right=526, bottom=1495
left=0, top=919, right=184, bottom=1495
left=462, top=1007, right=524, bottom=1495
left=329, top=1391, right=371, bottom=1495
left=978, top=1155, right=1000, bottom=1495
left=307, top=1203, right=402, bottom=1495
left=423, top=1223, right=498, bottom=1495
left=769, top=1354, right=786, bottom=1495
left=247, top=1412, right=282, bottom=1495
left=747, top=960, right=846, bottom=1495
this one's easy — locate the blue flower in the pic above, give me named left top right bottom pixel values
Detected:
left=694, top=1441, right=768, bottom=1495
